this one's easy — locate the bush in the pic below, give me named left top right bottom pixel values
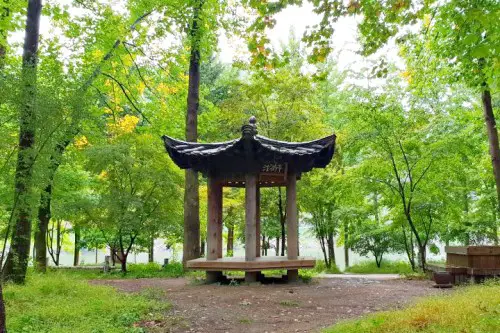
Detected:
left=125, top=262, right=185, bottom=278
left=4, top=272, right=170, bottom=333
left=324, top=280, right=500, bottom=333
left=299, top=269, right=315, bottom=283
left=345, top=260, right=413, bottom=274
left=313, top=260, right=341, bottom=274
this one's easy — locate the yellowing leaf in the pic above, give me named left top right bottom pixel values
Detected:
left=74, top=135, right=89, bottom=149
left=137, top=81, right=146, bottom=95
left=92, top=49, right=104, bottom=59
left=107, top=114, right=140, bottom=135
left=423, top=14, right=432, bottom=28
left=157, top=82, right=179, bottom=95
left=401, top=70, right=413, bottom=84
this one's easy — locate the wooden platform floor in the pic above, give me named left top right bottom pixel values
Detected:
left=186, top=256, right=315, bottom=271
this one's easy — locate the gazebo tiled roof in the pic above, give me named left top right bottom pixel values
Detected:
left=162, top=117, right=335, bottom=175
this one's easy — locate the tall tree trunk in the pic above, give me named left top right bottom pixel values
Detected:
left=0, top=282, right=5, bottom=333
left=418, top=245, right=426, bottom=271
left=148, top=235, right=154, bottom=263
left=34, top=138, right=70, bottom=271
left=73, top=226, right=80, bottom=266
left=3, top=0, right=42, bottom=284
left=47, top=220, right=62, bottom=266
left=343, top=222, right=349, bottom=268
left=375, top=253, right=383, bottom=268
left=116, top=233, right=136, bottom=273
left=275, top=237, right=279, bottom=256
left=110, top=247, right=116, bottom=266
left=95, top=246, right=98, bottom=264
left=1, top=3, right=16, bottom=268
left=0, top=281, right=7, bottom=333
left=327, top=232, right=335, bottom=265
left=200, top=239, right=205, bottom=257
left=402, top=225, right=416, bottom=271
left=280, top=219, right=286, bottom=256
left=56, top=220, right=61, bottom=265
left=34, top=184, right=50, bottom=271
left=47, top=220, right=60, bottom=266
left=119, top=254, right=128, bottom=272
left=463, top=190, right=470, bottom=246
left=0, top=41, right=4, bottom=68
left=319, top=235, right=329, bottom=268
left=227, top=223, right=234, bottom=256
left=182, top=0, right=204, bottom=268
left=404, top=212, right=427, bottom=271
left=0, top=4, right=9, bottom=70
left=482, top=85, right=500, bottom=243
left=261, top=234, right=265, bottom=256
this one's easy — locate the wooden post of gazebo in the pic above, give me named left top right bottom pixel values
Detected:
left=256, top=187, right=261, bottom=258
left=245, top=173, right=258, bottom=282
left=286, top=173, right=298, bottom=281
left=163, top=116, right=336, bottom=284
left=206, top=176, right=223, bottom=283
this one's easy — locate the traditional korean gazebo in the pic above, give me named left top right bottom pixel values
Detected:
left=162, top=117, right=336, bottom=282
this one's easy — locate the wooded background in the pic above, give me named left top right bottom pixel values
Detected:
left=0, top=0, right=498, bottom=287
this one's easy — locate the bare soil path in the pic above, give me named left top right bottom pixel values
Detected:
left=91, top=277, right=447, bottom=333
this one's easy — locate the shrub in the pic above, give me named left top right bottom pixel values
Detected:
left=345, top=260, right=413, bottom=274
left=279, top=300, right=300, bottom=307
left=313, top=260, right=341, bottom=274
left=123, top=262, right=185, bottom=278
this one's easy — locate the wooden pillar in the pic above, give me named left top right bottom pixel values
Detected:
left=286, top=173, right=299, bottom=282
left=256, top=186, right=261, bottom=257
left=206, top=177, right=222, bottom=283
left=245, top=173, right=258, bottom=282
left=217, top=185, right=223, bottom=259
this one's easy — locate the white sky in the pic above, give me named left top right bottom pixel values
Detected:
left=12, top=1, right=401, bottom=83
left=217, top=3, right=402, bottom=84
left=219, top=3, right=364, bottom=68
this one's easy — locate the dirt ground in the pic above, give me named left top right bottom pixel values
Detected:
left=92, top=276, right=447, bottom=333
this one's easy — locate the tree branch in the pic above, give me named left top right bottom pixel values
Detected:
left=101, top=72, right=151, bottom=124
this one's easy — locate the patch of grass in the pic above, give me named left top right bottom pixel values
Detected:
left=139, top=287, right=167, bottom=301
left=4, top=271, right=170, bottom=333
left=345, top=260, right=413, bottom=274
left=313, top=260, right=341, bottom=274
left=279, top=300, right=300, bottom=307
left=323, top=280, right=500, bottom=333
left=263, top=269, right=287, bottom=276
left=53, top=262, right=187, bottom=279
left=299, top=269, right=316, bottom=283
left=239, top=318, right=253, bottom=324
left=224, top=270, right=245, bottom=277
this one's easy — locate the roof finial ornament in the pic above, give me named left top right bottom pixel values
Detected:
left=249, top=115, right=257, bottom=126
left=242, top=115, right=258, bottom=138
